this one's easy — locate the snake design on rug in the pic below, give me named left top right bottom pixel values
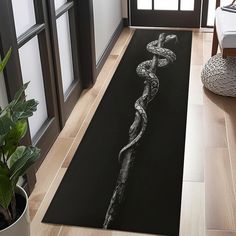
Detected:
left=103, top=33, right=177, bottom=229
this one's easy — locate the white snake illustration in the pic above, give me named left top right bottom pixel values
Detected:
left=103, top=33, right=177, bottom=229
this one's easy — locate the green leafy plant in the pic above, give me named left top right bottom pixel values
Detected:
left=0, top=48, right=40, bottom=227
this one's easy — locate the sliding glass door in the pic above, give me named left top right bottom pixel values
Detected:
left=0, top=0, right=90, bottom=193
left=0, top=0, right=61, bottom=192
left=47, top=0, right=83, bottom=125
left=130, top=0, right=202, bottom=27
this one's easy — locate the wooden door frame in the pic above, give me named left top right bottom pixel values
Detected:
left=75, top=0, right=97, bottom=87
left=201, top=0, right=210, bottom=27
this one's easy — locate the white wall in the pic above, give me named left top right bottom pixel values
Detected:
left=93, top=0, right=122, bottom=63
left=122, top=0, right=128, bottom=18
left=0, top=72, right=8, bottom=108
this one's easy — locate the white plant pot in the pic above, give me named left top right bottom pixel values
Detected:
left=0, top=186, right=30, bottom=236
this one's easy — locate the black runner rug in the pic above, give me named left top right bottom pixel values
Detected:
left=43, top=29, right=192, bottom=236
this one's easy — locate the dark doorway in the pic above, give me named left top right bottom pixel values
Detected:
left=129, top=0, right=202, bottom=27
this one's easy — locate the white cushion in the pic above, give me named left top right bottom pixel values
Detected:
left=215, top=7, right=236, bottom=48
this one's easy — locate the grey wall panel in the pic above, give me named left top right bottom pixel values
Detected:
left=122, top=0, right=128, bottom=18
left=93, top=0, right=122, bottom=63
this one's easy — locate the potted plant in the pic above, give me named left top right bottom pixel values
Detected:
left=0, top=48, right=40, bottom=236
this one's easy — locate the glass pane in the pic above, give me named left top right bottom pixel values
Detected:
left=154, top=0, right=178, bottom=10
left=12, top=0, right=36, bottom=37
left=56, top=13, right=74, bottom=95
left=19, top=36, right=48, bottom=139
left=54, top=0, right=67, bottom=11
left=0, top=72, right=8, bottom=108
left=181, top=0, right=194, bottom=11
left=207, top=0, right=232, bottom=26
left=137, top=0, right=152, bottom=10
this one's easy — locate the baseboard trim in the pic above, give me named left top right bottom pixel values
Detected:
left=123, top=18, right=129, bottom=27
left=96, top=20, right=124, bottom=76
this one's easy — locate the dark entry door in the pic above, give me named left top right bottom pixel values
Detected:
left=130, top=0, right=202, bottom=27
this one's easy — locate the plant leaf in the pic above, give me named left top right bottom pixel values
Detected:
left=0, top=135, right=4, bottom=146
left=3, top=121, right=28, bottom=159
left=10, top=146, right=40, bottom=186
left=0, top=114, right=13, bottom=136
left=2, top=82, right=30, bottom=116
left=7, top=83, right=29, bottom=112
left=0, top=48, right=12, bottom=73
left=11, top=120, right=27, bottom=140
left=0, top=175, right=13, bottom=209
left=12, top=99, right=38, bottom=122
left=0, top=162, right=9, bottom=176
left=12, top=82, right=29, bottom=105
left=9, top=146, right=26, bottom=168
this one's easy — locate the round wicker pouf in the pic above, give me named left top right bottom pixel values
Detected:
left=201, top=53, right=236, bottom=97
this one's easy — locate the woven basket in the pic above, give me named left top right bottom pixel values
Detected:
left=201, top=53, right=236, bottom=97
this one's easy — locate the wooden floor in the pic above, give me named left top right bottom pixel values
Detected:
left=29, top=28, right=236, bottom=236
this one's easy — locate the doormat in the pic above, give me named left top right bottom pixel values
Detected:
left=43, top=29, right=192, bottom=236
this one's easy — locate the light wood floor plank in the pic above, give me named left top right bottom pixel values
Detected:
left=188, top=65, right=204, bottom=106
left=58, top=227, right=112, bottom=236
left=203, top=89, right=227, bottom=148
left=191, top=32, right=204, bottom=66
left=111, top=28, right=135, bottom=56
left=112, top=231, right=164, bottom=236
left=30, top=168, right=67, bottom=236
left=179, top=182, right=205, bottom=236
left=222, top=97, right=236, bottom=202
left=206, top=230, right=236, bottom=236
left=202, top=32, right=213, bottom=65
left=29, top=137, right=73, bottom=219
left=183, top=105, right=204, bottom=182
left=59, top=226, right=165, bottom=236
left=205, top=148, right=236, bottom=231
